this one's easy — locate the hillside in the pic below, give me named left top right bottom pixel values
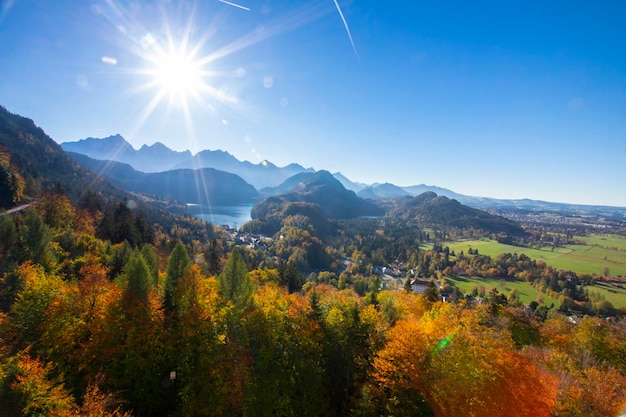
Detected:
left=255, top=171, right=383, bottom=219
left=388, top=192, right=526, bottom=237
left=0, top=106, right=219, bottom=242
left=0, top=106, right=118, bottom=205
left=68, top=152, right=259, bottom=206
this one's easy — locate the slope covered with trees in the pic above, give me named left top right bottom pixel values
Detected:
left=388, top=192, right=527, bottom=238
left=0, top=106, right=117, bottom=205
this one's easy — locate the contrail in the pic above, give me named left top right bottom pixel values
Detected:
left=217, top=0, right=250, bottom=11
left=332, top=0, right=359, bottom=60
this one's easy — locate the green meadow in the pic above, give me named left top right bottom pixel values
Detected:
left=443, top=235, right=626, bottom=277
left=445, top=275, right=626, bottom=309
left=575, top=233, right=626, bottom=251
left=445, top=275, right=559, bottom=307
left=585, top=281, right=626, bottom=308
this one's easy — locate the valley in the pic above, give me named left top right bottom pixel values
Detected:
left=1, top=105, right=626, bottom=416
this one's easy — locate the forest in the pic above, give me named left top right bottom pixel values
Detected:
left=1, top=190, right=626, bottom=417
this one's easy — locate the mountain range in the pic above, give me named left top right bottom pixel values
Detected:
left=61, top=134, right=626, bottom=220
left=67, top=152, right=259, bottom=206
left=62, top=135, right=313, bottom=189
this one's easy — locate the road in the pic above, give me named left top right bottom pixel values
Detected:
left=1, top=202, right=33, bottom=215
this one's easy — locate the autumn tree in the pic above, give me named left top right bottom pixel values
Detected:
left=372, top=303, right=558, bottom=417
left=36, top=189, right=76, bottom=230
left=3, top=351, right=75, bottom=416
left=9, top=262, right=64, bottom=345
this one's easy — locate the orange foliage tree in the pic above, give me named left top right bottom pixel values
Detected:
left=372, top=303, right=558, bottom=417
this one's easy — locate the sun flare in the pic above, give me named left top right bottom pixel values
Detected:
left=146, top=45, right=206, bottom=107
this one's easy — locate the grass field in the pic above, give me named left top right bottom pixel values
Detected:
left=445, top=276, right=626, bottom=309
left=585, top=281, right=626, bottom=308
left=443, top=236, right=626, bottom=277
left=445, top=276, right=559, bottom=307
left=575, top=234, right=626, bottom=251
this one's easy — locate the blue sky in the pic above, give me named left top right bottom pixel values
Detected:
left=1, top=0, right=625, bottom=206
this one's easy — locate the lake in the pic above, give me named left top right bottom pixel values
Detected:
left=188, top=203, right=254, bottom=229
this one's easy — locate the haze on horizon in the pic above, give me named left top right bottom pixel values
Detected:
left=1, top=0, right=625, bottom=207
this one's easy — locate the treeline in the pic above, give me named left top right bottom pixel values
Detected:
left=1, top=194, right=626, bottom=416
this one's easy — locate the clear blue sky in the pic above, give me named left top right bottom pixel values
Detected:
left=1, top=0, right=625, bottom=206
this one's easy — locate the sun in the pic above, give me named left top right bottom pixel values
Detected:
left=145, top=42, right=207, bottom=107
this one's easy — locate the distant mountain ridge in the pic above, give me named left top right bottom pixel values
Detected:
left=61, top=135, right=626, bottom=217
left=67, top=152, right=259, bottom=206
left=173, top=150, right=313, bottom=190
left=358, top=183, right=411, bottom=200
left=61, top=134, right=192, bottom=173
left=61, top=135, right=314, bottom=189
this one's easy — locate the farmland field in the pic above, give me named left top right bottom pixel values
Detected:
left=443, top=235, right=626, bottom=277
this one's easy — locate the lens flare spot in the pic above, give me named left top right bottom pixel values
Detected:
left=433, top=332, right=456, bottom=355
left=141, top=33, right=157, bottom=49
left=102, top=56, right=117, bottom=65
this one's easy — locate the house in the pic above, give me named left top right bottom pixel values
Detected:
left=411, top=279, right=431, bottom=295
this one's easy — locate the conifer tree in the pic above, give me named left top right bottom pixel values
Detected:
left=164, top=241, right=191, bottom=316
left=0, top=214, right=17, bottom=274
left=218, top=248, right=253, bottom=309
left=122, top=250, right=152, bottom=309
left=140, top=244, right=159, bottom=287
